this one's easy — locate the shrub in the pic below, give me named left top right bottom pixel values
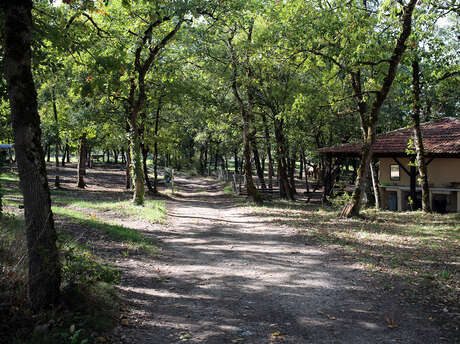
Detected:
left=61, top=247, right=120, bottom=287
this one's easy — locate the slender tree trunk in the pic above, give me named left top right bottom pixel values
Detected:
left=77, top=136, right=87, bottom=188
left=261, top=112, right=274, bottom=190
left=251, top=138, right=266, bottom=190
left=51, top=86, right=60, bottom=188
left=411, top=59, right=430, bottom=212
left=61, top=141, right=68, bottom=167
left=129, top=122, right=144, bottom=205
left=341, top=0, right=416, bottom=217
left=125, top=147, right=132, bottom=190
left=141, top=144, right=154, bottom=193
left=369, top=160, right=381, bottom=209
left=153, top=100, right=161, bottom=193
left=274, top=117, right=294, bottom=200
left=227, top=33, right=262, bottom=204
left=298, top=154, right=303, bottom=180
left=234, top=149, right=239, bottom=175
left=86, top=146, right=91, bottom=168
left=214, top=146, right=219, bottom=171
left=321, top=156, right=333, bottom=205
left=46, top=144, right=51, bottom=162
left=114, top=149, right=118, bottom=164
left=66, top=144, right=70, bottom=163
left=303, top=156, right=310, bottom=193
left=1, top=0, right=60, bottom=310
left=288, top=152, right=297, bottom=195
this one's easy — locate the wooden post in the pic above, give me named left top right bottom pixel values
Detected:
left=410, top=157, right=417, bottom=209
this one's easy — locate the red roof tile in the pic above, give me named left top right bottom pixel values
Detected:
left=318, top=117, right=460, bottom=157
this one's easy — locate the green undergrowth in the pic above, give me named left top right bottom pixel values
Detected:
left=223, top=183, right=234, bottom=195
left=250, top=200, right=460, bottom=334
left=0, top=213, right=120, bottom=344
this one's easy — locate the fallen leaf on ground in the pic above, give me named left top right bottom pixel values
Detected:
left=180, top=333, right=191, bottom=340
left=385, top=315, right=398, bottom=328
left=318, top=311, right=336, bottom=320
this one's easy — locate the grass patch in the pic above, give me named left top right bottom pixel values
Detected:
left=223, top=183, right=234, bottom=195
left=0, top=172, right=19, bottom=183
left=53, top=207, right=158, bottom=255
left=54, top=198, right=166, bottom=224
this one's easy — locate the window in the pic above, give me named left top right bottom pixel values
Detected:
left=390, top=164, right=400, bottom=181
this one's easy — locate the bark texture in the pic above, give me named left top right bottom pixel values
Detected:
left=1, top=0, right=60, bottom=310
left=341, top=0, right=417, bottom=217
left=227, top=32, right=262, bottom=204
left=411, top=59, right=430, bottom=212
left=77, top=135, right=87, bottom=188
left=274, top=117, right=294, bottom=200
left=51, top=86, right=60, bottom=188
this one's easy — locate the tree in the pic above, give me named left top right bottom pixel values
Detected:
left=1, top=0, right=60, bottom=310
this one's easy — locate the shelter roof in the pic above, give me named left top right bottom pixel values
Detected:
left=318, top=117, right=460, bottom=158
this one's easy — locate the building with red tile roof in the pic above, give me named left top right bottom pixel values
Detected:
left=318, top=117, right=460, bottom=213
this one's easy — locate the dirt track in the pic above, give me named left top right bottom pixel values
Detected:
left=112, top=176, right=443, bottom=344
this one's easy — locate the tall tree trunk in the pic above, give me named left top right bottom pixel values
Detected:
left=411, top=58, right=430, bottom=212
left=261, top=112, right=274, bottom=190
left=234, top=149, right=239, bottom=175
left=77, top=135, right=87, bottom=188
left=227, top=33, right=262, bottom=204
left=125, top=147, right=132, bottom=190
left=86, top=146, right=91, bottom=168
left=341, top=0, right=416, bottom=217
left=114, top=149, right=118, bottom=164
left=321, top=156, right=333, bottom=205
left=274, top=117, right=294, bottom=200
left=66, top=143, right=70, bottom=163
left=130, top=124, right=144, bottom=205
left=214, top=146, right=219, bottom=171
left=125, top=19, right=183, bottom=205
left=298, top=153, right=303, bottom=180
left=46, top=143, right=51, bottom=162
left=303, top=155, right=310, bottom=193
left=61, top=141, right=68, bottom=167
left=251, top=138, right=266, bottom=190
left=153, top=100, right=161, bottom=193
left=288, top=152, right=297, bottom=195
left=51, top=86, right=60, bottom=188
left=121, top=147, right=126, bottom=164
left=141, top=144, right=154, bottom=193
left=1, top=0, right=60, bottom=310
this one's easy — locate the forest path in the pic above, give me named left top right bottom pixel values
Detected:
left=115, top=176, right=441, bottom=344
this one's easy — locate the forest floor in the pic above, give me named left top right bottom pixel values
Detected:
left=1, top=164, right=459, bottom=343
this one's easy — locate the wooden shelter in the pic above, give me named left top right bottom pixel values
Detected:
left=0, top=144, right=13, bottom=164
left=318, top=117, right=460, bottom=213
